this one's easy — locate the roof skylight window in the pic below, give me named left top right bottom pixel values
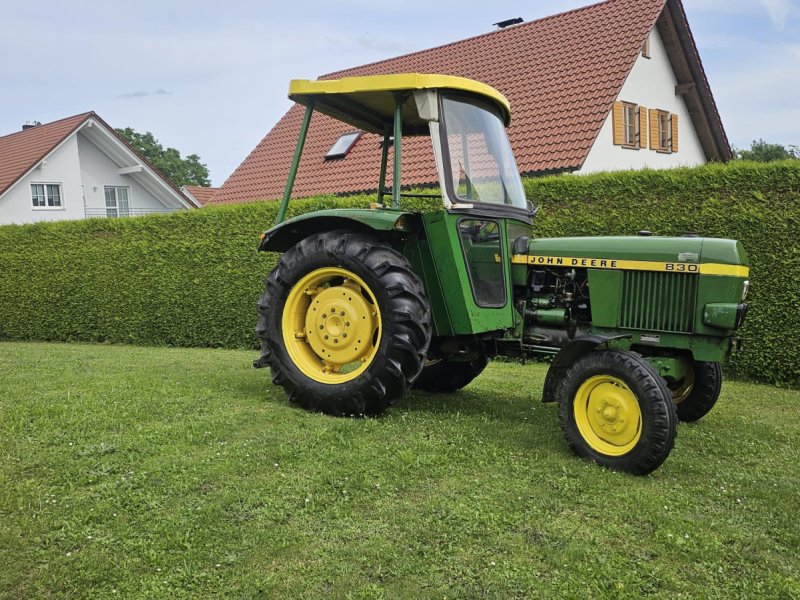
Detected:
left=325, top=131, right=362, bottom=159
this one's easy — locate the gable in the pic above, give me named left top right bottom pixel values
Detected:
left=0, top=113, right=91, bottom=197
left=0, top=112, right=195, bottom=224
left=581, top=25, right=707, bottom=172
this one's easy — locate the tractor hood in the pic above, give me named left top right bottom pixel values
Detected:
left=519, top=236, right=749, bottom=277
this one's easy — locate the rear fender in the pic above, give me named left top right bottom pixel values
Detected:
left=541, top=334, right=632, bottom=403
left=258, top=209, right=419, bottom=253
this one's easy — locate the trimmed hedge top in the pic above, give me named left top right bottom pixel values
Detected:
left=0, top=160, right=798, bottom=384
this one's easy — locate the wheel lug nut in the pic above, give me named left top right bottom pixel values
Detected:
left=343, top=333, right=347, bottom=338
left=319, top=325, right=324, bottom=329
left=340, top=311, right=345, bottom=316
left=345, top=322, right=350, bottom=327
left=324, top=335, right=329, bottom=340
left=333, top=339, right=338, bottom=344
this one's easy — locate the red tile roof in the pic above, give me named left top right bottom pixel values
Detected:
left=182, top=185, right=219, bottom=206
left=0, top=113, right=92, bottom=197
left=212, top=0, right=670, bottom=205
left=0, top=112, right=195, bottom=207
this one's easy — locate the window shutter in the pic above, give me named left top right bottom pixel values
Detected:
left=649, top=109, right=659, bottom=150
left=612, top=101, right=624, bottom=145
left=639, top=107, right=648, bottom=149
left=671, top=114, right=679, bottom=153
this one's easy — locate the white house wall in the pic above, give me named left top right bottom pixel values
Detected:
left=0, top=135, right=84, bottom=225
left=579, top=27, right=706, bottom=173
left=77, top=132, right=167, bottom=213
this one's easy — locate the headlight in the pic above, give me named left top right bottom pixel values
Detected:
left=741, top=280, right=750, bottom=301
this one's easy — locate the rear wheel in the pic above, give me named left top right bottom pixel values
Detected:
left=669, top=361, right=722, bottom=422
left=413, top=354, right=489, bottom=393
left=256, top=231, right=431, bottom=416
left=558, top=350, right=677, bottom=475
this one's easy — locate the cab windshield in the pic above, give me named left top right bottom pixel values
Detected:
left=441, top=95, right=527, bottom=209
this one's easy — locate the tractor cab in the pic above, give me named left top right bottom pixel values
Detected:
left=263, top=74, right=532, bottom=337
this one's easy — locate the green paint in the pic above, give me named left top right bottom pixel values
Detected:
left=276, top=100, right=314, bottom=226
left=586, top=270, right=622, bottom=328
left=392, top=94, right=403, bottom=209
left=644, top=356, right=688, bottom=381
left=378, top=126, right=391, bottom=205
left=420, top=211, right=514, bottom=335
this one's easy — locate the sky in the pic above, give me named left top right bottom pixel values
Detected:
left=2, top=0, right=798, bottom=186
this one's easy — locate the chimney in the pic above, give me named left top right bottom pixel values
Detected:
left=22, top=121, right=42, bottom=131
left=493, top=17, right=523, bottom=29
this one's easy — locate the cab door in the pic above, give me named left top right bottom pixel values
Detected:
left=419, top=210, right=514, bottom=335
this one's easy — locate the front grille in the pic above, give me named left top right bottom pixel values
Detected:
left=620, top=271, right=697, bottom=333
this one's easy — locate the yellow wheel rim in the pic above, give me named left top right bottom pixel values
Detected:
left=573, top=375, right=642, bottom=457
left=281, top=267, right=382, bottom=384
left=669, top=368, right=694, bottom=404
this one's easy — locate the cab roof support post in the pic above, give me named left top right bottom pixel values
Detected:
left=276, top=99, right=315, bottom=225
left=392, top=93, right=404, bottom=209
left=378, top=124, right=391, bottom=205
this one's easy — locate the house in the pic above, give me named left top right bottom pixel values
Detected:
left=0, top=112, right=198, bottom=225
left=181, top=185, right=219, bottom=207
left=209, top=0, right=729, bottom=206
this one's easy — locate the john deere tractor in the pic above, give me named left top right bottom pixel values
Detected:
left=254, top=74, right=749, bottom=475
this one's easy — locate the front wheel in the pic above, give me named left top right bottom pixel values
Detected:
left=558, top=350, right=677, bottom=475
left=669, top=361, right=722, bottom=422
left=256, top=231, right=431, bottom=416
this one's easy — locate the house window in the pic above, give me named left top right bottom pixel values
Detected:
left=642, top=36, right=651, bottom=59
left=104, top=186, right=130, bottom=218
left=623, top=103, right=638, bottom=147
left=31, top=183, right=63, bottom=209
left=613, top=101, right=645, bottom=149
left=658, top=111, right=670, bottom=151
left=325, top=131, right=362, bottom=159
left=648, top=109, right=679, bottom=153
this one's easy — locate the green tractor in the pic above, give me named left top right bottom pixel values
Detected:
left=255, top=74, right=750, bottom=475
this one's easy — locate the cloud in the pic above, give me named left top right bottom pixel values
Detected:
left=759, top=0, right=792, bottom=29
left=119, top=88, right=172, bottom=99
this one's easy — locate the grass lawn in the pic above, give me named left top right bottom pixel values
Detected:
left=1, top=342, right=798, bottom=599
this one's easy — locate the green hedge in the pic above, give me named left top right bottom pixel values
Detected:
left=0, top=161, right=798, bottom=384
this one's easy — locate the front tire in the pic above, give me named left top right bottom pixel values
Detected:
left=256, top=231, right=431, bottom=416
left=558, top=350, right=677, bottom=475
left=669, top=361, right=722, bottom=422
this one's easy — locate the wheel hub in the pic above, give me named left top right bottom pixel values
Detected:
left=574, top=376, right=642, bottom=456
left=669, top=367, right=695, bottom=404
left=305, top=286, right=377, bottom=365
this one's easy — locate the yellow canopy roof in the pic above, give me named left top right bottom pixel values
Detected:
left=288, top=73, right=511, bottom=135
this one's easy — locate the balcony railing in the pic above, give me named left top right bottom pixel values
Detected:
left=84, top=207, right=185, bottom=219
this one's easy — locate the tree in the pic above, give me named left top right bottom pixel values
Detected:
left=734, top=139, right=799, bottom=162
left=116, top=128, right=211, bottom=187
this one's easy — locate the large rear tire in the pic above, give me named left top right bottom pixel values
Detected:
left=256, top=231, right=431, bottom=416
left=558, top=350, right=677, bottom=475
left=413, top=355, right=489, bottom=393
left=669, top=361, right=722, bottom=422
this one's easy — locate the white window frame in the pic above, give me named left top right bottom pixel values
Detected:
left=104, top=186, right=131, bottom=218
left=657, top=110, right=672, bottom=153
left=622, top=103, right=639, bottom=148
left=31, top=182, right=64, bottom=210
